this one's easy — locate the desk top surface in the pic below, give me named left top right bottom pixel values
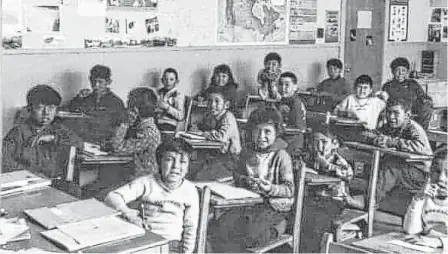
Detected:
left=344, top=141, right=434, bottom=160
left=1, top=187, right=168, bottom=253
left=352, top=232, right=443, bottom=253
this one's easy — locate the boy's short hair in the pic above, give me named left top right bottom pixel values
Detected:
left=264, top=52, right=282, bottom=64
left=387, top=98, right=412, bottom=113
left=326, top=58, right=343, bottom=69
left=155, top=138, right=194, bottom=166
left=27, top=85, right=62, bottom=107
left=206, top=86, right=234, bottom=102
left=90, top=64, right=112, bottom=80
left=247, top=105, right=284, bottom=135
left=162, top=67, right=179, bottom=81
left=354, top=75, right=373, bottom=88
left=390, top=57, right=410, bottom=71
left=128, top=87, right=157, bottom=118
left=279, top=72, right=298, bottom=84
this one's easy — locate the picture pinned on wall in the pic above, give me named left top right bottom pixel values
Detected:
left=388, top=0, right=408, bottom=42
left=105, top=17, right=120, bottom=33
left=145, top=17, right=159, bottom=34
left=442, top=8, right=448, bottom=25
left=2, top=0, right=24, bottom=49
left=324, top=11, right=339, bottom=43
left=23, top=5, right=60, bottom=33
left=350, top=29, right=356, bottom=41
left=366, top=35, right=373, bottom=46
left=428, top=24, right=441, bottom=42
left=107, top=0, right=158, bottom=9
left=125, top=19, right=144, bottom=37
left=430, top=8, right=442, bottom=23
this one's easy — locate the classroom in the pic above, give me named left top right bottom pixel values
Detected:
left=0, top=0, right=447, bottom=253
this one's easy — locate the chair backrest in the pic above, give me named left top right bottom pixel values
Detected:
left=176, top=95, right=192, bottom=133
left=195, top=186, right=211, bottom=254
left=243, top=95, right=266, bottom=119
left=184, top=99, right=207, bottom=132
left=320, top=233, right=368, bottom=253
left=291, top=160, right=307, bottom=253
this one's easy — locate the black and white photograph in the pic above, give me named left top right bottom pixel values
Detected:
left=0, top=0, right=447, bottom=254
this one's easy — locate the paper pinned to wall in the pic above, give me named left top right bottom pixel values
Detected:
left=357, top=10, right=372, bottom=29
left=78, top=0, right=106, bottom=17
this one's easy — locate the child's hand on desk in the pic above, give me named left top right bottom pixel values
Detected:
left=255, top=178, right=272, bottom=193
left=122, top=208, right=145, bottom=229
left=405, top=235, right=442, bottom=249
left=203, top=131, right=213, bottom=140
left=157, top=100, right=169, bottom=110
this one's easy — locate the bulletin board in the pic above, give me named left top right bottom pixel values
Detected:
left=2, top=0, right=342, bottom=50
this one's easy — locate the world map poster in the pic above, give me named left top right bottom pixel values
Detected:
left=217, top=0, right=288, bottom=44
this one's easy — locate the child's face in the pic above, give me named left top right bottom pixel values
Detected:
left=252, top=123, right=277, bottom=149
left=265, top=60, right=281, bottom=73
left=314, top=135, right=335, bottom=157
left=393, top=66, right=408, bottom=82
left=89, top=77, right=110, bottom=94
left=278, top=77, right=298, bottom=97
left=160, top=151, right=189, bottom=186
left=208, top=93, right=228, bottom=116
left=327, top=65, right=341, bottom=79
left=32, top=104, right=57, bottom=126
left=163, top=72, right=178, bottom=90
left=214, top=72, right=229, bottom=87
left=433, top=157, right=448, bottom=198
left=386, top=105, right=409, bottom=128
left=355, top=83, right=372, bottom=99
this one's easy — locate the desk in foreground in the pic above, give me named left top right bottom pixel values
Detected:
left=427, top=129, right=447, bottom=144
left=344, top=142, right=434, bottom=161
left=1, top=187, right=169, bottom=253
left=80, top=154, right=134, bottom=165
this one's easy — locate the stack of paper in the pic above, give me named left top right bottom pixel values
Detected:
left=0, top=218, right=30, bottom=245
left=1, top=171, right=51, bottom=196
left=83, top=142, right=108, bottom=157
left=41, top=216, right=145, bottom=252
left=24, top=198, right=119, bottom=229
left=195, top=182, right=261, bottom=199
left=179, top=132, right=206, bottom=141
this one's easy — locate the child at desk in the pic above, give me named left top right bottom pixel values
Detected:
left=382, top=57, right=434, bottom=130
left=315, top=58, right=350, bottom=106
left=403, top=148, right=447, bottom=251
left=275, top=71, right=307, bottom=156
left=108, top=87, right=161, bottom=177
left=105, top=138, right=199, bottom=253
left=67, top=64, right=125, bottom=117
left=334, top=75, right=388, bottom=130
left=361, top=98, right=433, bottom=206
left=257, top=52, right=282, bottom=101
left=155, top=68, right=186, bottom=132
left=190, top=87, right=241, bottom=181
left=208, top=106, right=294, bottom=253
left=2, top=85, right=84, bottom=178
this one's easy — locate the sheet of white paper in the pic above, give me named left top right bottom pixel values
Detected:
left=78, top=0, right=106, bottom=17
left=357, top=11, right=372, bottom=29
left=388, top=239, right=435, bottom=253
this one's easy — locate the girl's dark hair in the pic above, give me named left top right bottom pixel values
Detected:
left=128, top=87, right=157, bottom=118
left=162, top=68, right=179, bottom=83
left=247, top=105, right=284, bottom=136
left=264, top=52, right=282, bottom=64
left=386, top=98, right=412, bottom=113
left=210, top=64, right=238, bottom=89
left=326, top=58, right=343, bottom=69
left=354, top=74, right=373, bottom=88
left=90, top=64, right=112, bottom=80
left=27, top=85, right=62, bottom=107
left=155, top=138, right=194, bottom=167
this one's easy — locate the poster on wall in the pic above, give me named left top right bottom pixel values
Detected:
left=388, top=0, right=408, bottom=42
left=428, top=24, right=441, bottom=42
left=107, top=0, right=158, bottom=10
left=324, top=10, right=339, bottom=43
left=289, top=0, right=318, bottom=44
left=428, top=7, right=447, bottom=42
left=2, top=0, right=24, bottom=49
left=216, top=0, right=288, bottom=45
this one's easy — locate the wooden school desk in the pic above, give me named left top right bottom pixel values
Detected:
left=343, top=142, right=434, bottom=238
left=1, top=186, right=170, bottom=253
left=351, top=232, right=443, bottom=253
left=427, top=129, right=447, bottom=144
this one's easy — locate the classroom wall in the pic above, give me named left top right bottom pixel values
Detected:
left=1, top=45, right=340, bottom=135
left=381, top=0, right=447, bottom=83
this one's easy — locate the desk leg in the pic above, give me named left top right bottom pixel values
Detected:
left=367, top=150, right=380, bottom=238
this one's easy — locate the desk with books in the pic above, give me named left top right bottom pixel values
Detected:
left=1, top=187, right=169, bottom=253
left=343, top=141, right=434, bottom=238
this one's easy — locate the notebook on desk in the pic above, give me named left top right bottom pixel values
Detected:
left=24, top=198, right=119, bottom=229
left=41, top=216, right=145, bottom=252
left=195, top=182, right=261, bottom=199
left=0, top=171, right=52, bottom=196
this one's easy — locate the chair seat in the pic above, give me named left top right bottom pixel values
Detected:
left=246, top=234, right=293, bottom=253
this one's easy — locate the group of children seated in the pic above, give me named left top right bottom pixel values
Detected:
left=2, top=52, right=446, bottom=253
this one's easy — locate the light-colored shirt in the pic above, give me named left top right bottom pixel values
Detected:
left=107, top=175, right=199, bottom=253
left=335, top=94, right=386, bottom=129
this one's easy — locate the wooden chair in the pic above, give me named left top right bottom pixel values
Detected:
left=195, top=186, right=211, bottom=254
left=246, top=162, right=306, bottom=253
left=320, top=232, right=369, bottom=253
left=160, top=95, right=192, bottom=138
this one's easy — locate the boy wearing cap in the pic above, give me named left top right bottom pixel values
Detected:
left=2, top=85, right=84, bottom=178
left=68, top=64, right=125, bottom=116
left=382, top=57, right=433, bottom=130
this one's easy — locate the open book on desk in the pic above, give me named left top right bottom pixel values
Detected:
left=24, top=198, right=119, bottom=230
left=83, top=142, right=108, bottom=157
left=195, top=181, right=261, bottom=200
left=41, top=216, right=145, bottom=252
left=1, top=171, right=51, bottom=197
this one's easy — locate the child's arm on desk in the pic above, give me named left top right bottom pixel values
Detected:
left=203, top=114, right=235, bottom=142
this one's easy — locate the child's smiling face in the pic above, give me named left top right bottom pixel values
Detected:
left=278, top=77, right=298, bottom=98
left=393, top=66, right=408, bottom=82
left=355, top=83, right=372, bottom=99
left=163, top=72, right=178, bottom=90
left=314, top=134, right=335, bottom=158
left=208, top=93, right=228, bottom=117
left=160, top=151, right=189, bottom=187
left=89, top=77, right=110, bottom=95
left=214, top=72, right=229, bottom=87
left=433, top=157, right=448, bottom=198
left=32, top=104, right=57, bottom=126
left=265, top=60, right=281, bottom=73
left=252, top=123, right=277, bottom=149
left=327, top=65, right=341, bottom=79
left=386, top=104, right=409, bottom=128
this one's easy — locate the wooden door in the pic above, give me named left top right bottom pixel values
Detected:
left=344, top=0, right=386, bottom=90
